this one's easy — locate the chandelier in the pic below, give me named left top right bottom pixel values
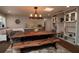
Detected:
left=29, top=7, right=43, bottom=19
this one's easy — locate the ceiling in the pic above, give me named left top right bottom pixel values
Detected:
left=0, top=6, right=77, bottom=17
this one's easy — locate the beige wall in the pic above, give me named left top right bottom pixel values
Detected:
left=6, top=15, right=27, bottom=28
left=56, top=13, right=64, bottom=33
left=45, top=19, right=53, bottom=31
left=6, top=15, right=45, bottom=29
left=6, top=15, right=54, bottom=31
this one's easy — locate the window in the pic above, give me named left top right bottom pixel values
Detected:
left=0, top=16, right=6, bottom=28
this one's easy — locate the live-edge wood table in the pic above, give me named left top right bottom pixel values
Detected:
left=11, top=31, right=59, bottom=52
left=11, top=31, right=56, bottom=39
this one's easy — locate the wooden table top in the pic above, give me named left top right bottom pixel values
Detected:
left=11, top=31, right=56, bottom=39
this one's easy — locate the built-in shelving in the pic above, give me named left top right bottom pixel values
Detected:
left=55, top=7, right=79, bottom=45
left=64, top=9, right=78, bottom=45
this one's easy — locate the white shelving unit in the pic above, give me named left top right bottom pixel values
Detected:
left=51, top=7, right=79, bottom=45
left=64, top=8, right=78, bottom=45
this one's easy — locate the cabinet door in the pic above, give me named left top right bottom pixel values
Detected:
left=0, top=35, right=6, bottom=41
left=71, top=12, right=77, bottom=21
left=65, top=14, right=69, bottom=21
left=71, top=13, right=75, bottom=21
left=65, top=12, right=77, bottom=22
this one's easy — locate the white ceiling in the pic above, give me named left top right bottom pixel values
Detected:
left=0, top=6, right=77, bottom=17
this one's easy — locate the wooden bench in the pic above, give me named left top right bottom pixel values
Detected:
left=12, top=38, right=60, bottom=49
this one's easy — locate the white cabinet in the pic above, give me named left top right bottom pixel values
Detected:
left=0, top=29, right=7, bottom=41
left=0, top=35, right=6, bottom=41
left=64, top=11, right=77, bottom=22
left=64, top=10, right=78, bottom=45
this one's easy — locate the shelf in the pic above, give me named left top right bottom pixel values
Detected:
left=67, top=32, right=75, bottom=34
left=58, top=37, right=64, bottom=40
left=66, top=26, right=76, bottom=28
left=64, top=34, right=76, bottom=39
left=65, top=30, right=76, bottom=33
left=64, top=20, right=76, bottom=23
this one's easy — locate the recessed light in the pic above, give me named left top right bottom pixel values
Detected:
left=66, top=6, right=70, bottom=7
left=8, top=10, right=11, bottom=13
left=44, top=8, right=54, bottom=12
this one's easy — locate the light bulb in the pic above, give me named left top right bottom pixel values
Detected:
left=39, top=14, right=42, bottom=17
left=30, top=14, right=33, bottom=17
left=35, top=14, right=37, bottom=17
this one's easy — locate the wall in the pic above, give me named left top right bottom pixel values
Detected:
left=45, top=18, right=53, bottom=31
left=56, top=13, right=64, bottom=33
left=6, top=15, right=45, bottom=29
left=26, top=19, right=44, bottom=28
left=6, top=15, right=27, bottom=28
left=6, top=15, right=54, bottom=32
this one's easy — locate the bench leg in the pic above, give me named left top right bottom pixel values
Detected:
left=52, top=42, right=57, bottom=49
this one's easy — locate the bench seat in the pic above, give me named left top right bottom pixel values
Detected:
left=12, top=38, right=60, bottom=49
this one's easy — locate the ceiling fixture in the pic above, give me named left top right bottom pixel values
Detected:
left=44, top=8, right=54, bottom=12
left=29, top=7, right=43, bottom=19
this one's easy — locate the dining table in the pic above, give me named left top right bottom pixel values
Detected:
left=11, top=31, right=57, bottom=39
left=10, top=31, right=58, bottom=52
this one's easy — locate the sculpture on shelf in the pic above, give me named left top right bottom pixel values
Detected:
left=34, top=28, right=39, bottom=32
left=37, top=24, right=42, bottom=28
